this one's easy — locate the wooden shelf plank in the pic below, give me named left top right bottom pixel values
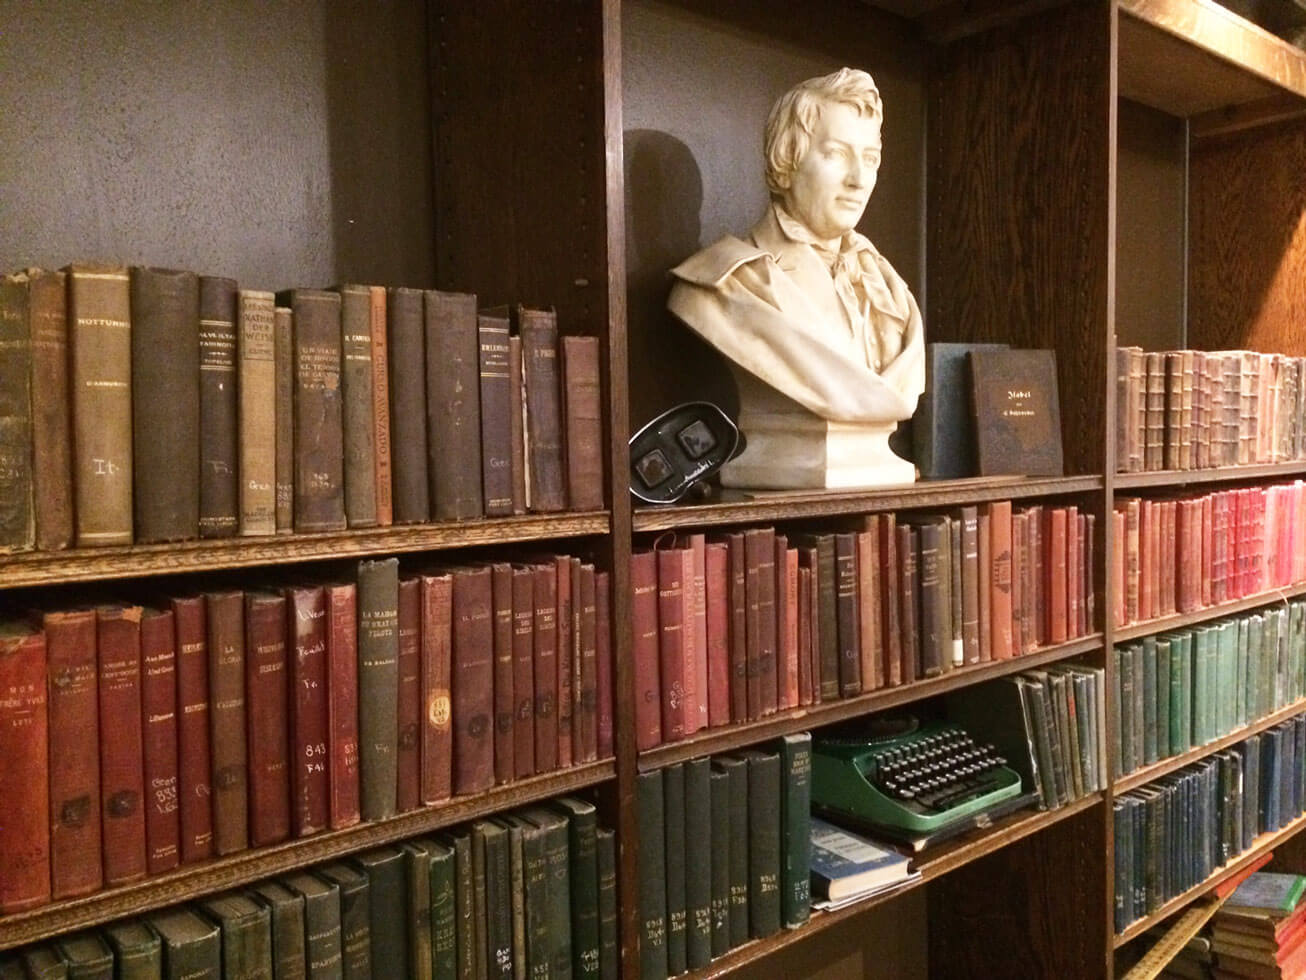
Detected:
left=686, top=794, right=1102, bottom=979
left=638, top=635, right=1103, bottom=771
left=1114, top=808, right=1306, bottom=947
left=1113, top=700, right=1306, bottom=794
left=1113, top=583, right=1306, bottom=644
left=1113, top=460, right=1306, bottom=489
left=0, top=512, right=609, bottom=590
left=633, top=475, right=1103, bottom=533
left=0, top=760, right=614, bottom=951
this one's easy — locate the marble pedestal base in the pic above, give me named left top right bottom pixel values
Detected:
left=721, top=410, right=916, bottom=489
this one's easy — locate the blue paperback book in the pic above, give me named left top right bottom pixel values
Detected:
left=809, top=817, right=912, bottom=904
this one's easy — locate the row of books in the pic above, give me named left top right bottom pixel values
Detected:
left=0, top=266, right=604, bottom=553
left=1111, top=482, right=1306, bottom=629
left=1115, top=346, right=1306, bottom=473
left=1207, top=871, right=1306, bottom=979
left=0, top=553, right=613, bottom=914
left=631, top=502, right=1096, bottom=751
left=1114, top=715, right=1306, bottom=931
left=0, top=795, right=618, bottom=980
left=1112, top=601, right=1306, bottom=779
left=635, top=734, right=812, bottom=980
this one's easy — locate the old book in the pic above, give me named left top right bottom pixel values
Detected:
left=714, top=754, right=750, bottom=948
left=103, top=921, right=162, bottom=980
left=148, top=908, right=221, bottom=980
left=577, top=563, right=600, bottom=763
left=681, top=761, right=713, bottom=970
left=315, top=863, right=370, bottom=980
left=15, top=947, right=64, bottom=980
left=287, top=585, right=330, bottom=837
left=969, top=348, right=1064, bottom=477
left=206, top=590, right=248, bottom=856
left=948, top=516, right=963, bottom=667
left=488, top=563, right=516, bottom=784
left=41, top=608, right=101, bottom=897
left=509, top=334, right=527, bottom=514
left=551, top=798, right=601, bottom=980
left=397, top=576, right=423, bottom=810
left=741, top=748, right=782, bottom=938
left=709, top=767, right=731, bottom=958
left=199, top=893, right=273, bottom=980
left=780, top=542, right=800, bottom=709
left=857, top=523, right=883, bottom=690
left=834, top=532, right=861, bottom=697
left=636, top=770, right=668, bottom=980
left=237, top=288, right=278, bottom=535
left=728, top=533, right=749, bottom=718
left=358, top=557, right=400, bottom=820
left=171, top=596, right=213, bottom=863
left=898, top=524, right=920, bottom=682
left=912, top=341, right=1010, bottom=478
left=556, top=556, right=576, bottom=765
left=754, top=529, right=780, bottom=715
left=657, top=547, right=688, bottom=740
left=96, top=606, right=147, bottom=885
left=337, top=284, right=379, bottom=529
left=282, top=872, right=343, bottom=980
left=596, top=570, right=614, bottom=760
left=274, top=304, right=295, bottom=533
left=797, top=561, right=813, bottom=705
left=425, top=838, right=457, bottom=979
left=68, top=264, right=133, bottom=545
left=386, top=286, right=429, bottom=523
left=519, top=305, right=566, bottom=512
left=977, top=512, right=993, bottom=663
left=0, top=622, right=49, bottom=911
left=879, top=514, right=902, bottom=687
left=140, top=607, right=179, bottom=875
left=245, top=591, right=290, bottom=847
left=478, top=306, right=514, bottom=517
left=664, top=763, right=687, bottom=975
left=916, top=520, right=948, bottom=678
left=532, top=563, right=560, bottom=772
left=367, top=286, right=393, bottom=527
left=687, top=535, right=709, bottom=734
left=326, top=582, right=361, bottom=829
left=56, top=932, right=115, bottom=979
left=0, top=274, right=33, bottom=551
left=249, top=880, right=306, bottom=980
left=561, top=335, right=604, bottom=511
left=436, top=829, right=475, bottom=980
left=630, top=550, right=662, bottom=751
left=806, top=533, right=839, bottom=701
left=403, top=842, right=439, bottom=980
left=196, top=275, right=239, bottom=539
left=281, top=289, right=346, bottom=532
left=420, top=572, right=453, bottom=804
left=778, top=732, right=812, bottom=929
left=425, top=290, right=483, bottom=519
left=597, top=827, right=618, bottom=980
left=452, top=564, right=495, bottom=793
left=27, top=268, right=72, bottom=549
left=1045, top=508, right=1069, bottom=644
left=705, top=541, right=731, bottom=726
left=959, top=506, right=981, bottom=664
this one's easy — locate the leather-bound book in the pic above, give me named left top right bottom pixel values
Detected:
left=682, top=760, right=713, bottom=970
left=351, top=848, right=408, bottom=979
left=879, top=514, right=902, bottom=687
left=487, top=563, right=515, bottom=783
left=385, top=286, right=429, bottom=523
left=708, top=768, right=730, bottom=958
left=740, top=748, right=781, bottom=939
left=969, top=348, right=1064, bottom=477
left=54, top=925, right=114, bottom=977
left=400, top=841, right=433, bottom=980
left=834, top=532, right=861, bottom=697
left=140, top=607, right=180, bottom=875
left=556, top=555, right=575, bottom=765
left=205, top=589, right=248, bottom=855
left=42, top=608, right=101, bottom=898
left=705, top=541, right=731, bottom=726
left=754, top=529, right=779, bottom=715
left=0, top=622, right=49, bottom=911
left=198, top=274, right=239, bottom=539
left=948, top=517, right=963, bottom=668
left=425, top=838, right=457, bottom=978
left=149, top=908, right=221, bottom=980
left=419, top=571, right=453, bottom=805
left=16, top=947, right=64, bottom=980
left=553, top=797, right=601, bottom=978
left=916, top=520, right=947, bottom=678
left=532, top=563, right=559, bottom=771
left=715, top=755, right=750, bottom=948
left=778, top=733, right=812, bottom=929
left=797, top=562, right=813, bottom=705
left=198, top=893, right=273, bottom=980
left=96, top=606, right=147, bottom=885
left=478, top=307, right=514, bottom=517
left=576, top=562, right=599, bottom=763
left=727, top=532, right=748, bottom=721
left=396, top=576, right=422, bottom=811
left=326, top=582, right=360, bottom=829
left=246, top=591, right=290, bottom=847
left=898, top=524, right=919, bottom=682
left=857, top=521, right=883, bottom=690
left=511, top=565, right=537, bottom=776
left=237, top=289, right=277, bottom=536
left=451, top=564, right=494, bottom=794
left=337, top=284, right=378, bottom=529
left=657, top=547, right=688, bottom=741
left=1045, top=508, right=1069, bottom=644
left=986, top=500, right=1015, bottom=659
left=249, top=881, right=306, bottom=980
left=103, top=920, right=162, bottom=980
left=959, top=506, right=981, bottom=664
left=281, top=289, right=346, bottom=532
left=509, top=334, right=527, bottom=514
left=808, top=534, right=838, bottom=701
left=425, top=290, right=483, bottom=520
left=912, top=341, right=1010, bottom=478
left=28, top=268, right=73, bottom=550
left=636, top=770, right=668, bottom=980
left=597, top=826, right=618, bottom=979
left=688, top=535, right=708, bottom=732
left=367, top=286, right=392, bottom=527
left=0, top=274, right=34, bottom=551
left=315, top=863, right=370, bottom=980
left=274, top=305, right=295, bottom=533
left=978, top=511, right=993, bottom=661
left=630, top=550, right=662, bottom=751
left=287, top=584, right=329, bottom=837
left=170, top=596, right=212, bottom=863
left=596, top=570, right=613, bottom=760
left=281, top=872, right=343, bottom=980
left=476, top=821, right=516, bottom=980
left=67, top=264, right=133, bottom=546
left=519, top=305, right=566, bottom=512
left=357, top=557, right=399, bottom=821
left=440, top=829, right=477, bottom=979
left=561, top=335, right=604, bottom=511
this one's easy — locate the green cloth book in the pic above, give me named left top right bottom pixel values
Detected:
left=682, top=759, right=713, bottom=968
left=314, top=864, right=370, bottom=980
left=777, top=732, right=812, bottom=929
left=596, top=827, right=618, bottom=980
left=52, top=932, right=113, bottom=980
left=425, top=837, right=457, bottom=980
left=662, top=763, right=686, bottom=975
left=248, top=881, right=306, bottom=980
left=739, top=748, right=782, bottom=939
left=149, top=908, right=222, bottom=980
left=636, top=769, right=668, bottom=980
left=102, top=921, right=162, bottom=980
left=197, top=893, right=273, bottom=980
left=552, top=796, right=601, bottom=979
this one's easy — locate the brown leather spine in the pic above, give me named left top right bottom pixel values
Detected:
left=532, top=563, right=559, bottom=771
left=452, top=565, right=494, bottom=794
left=68, top=264, right=133, bottom=546
left=489, top=562, right=515, bottom=784
left=509, top=335, right=526, bottom=514
left=97, top=605, right=147, bottom=885
left=518, top=305, right=565, bottom=512
left=245, top=591, right=289, bottom=848
left=28, top=268, right=72, bottom=550
left=357, top=557, right=400, bottom=821
left=561, top=335, right=604, bottom=511
left=596, top=570, right=613, bottom=759
left=0, top=274, right=34, bottom=551
left=274, top=305, right=294, bottom=533
left=198, top=275, right=239, bottom=538
left=960, top=506, right=981, bottom=663
left=898, top=525, right=918, bottom=683
left=834, top=532, right=861, bottom=697
left=774, top=535, right=793, bottom=709
left=140, top=608, right=180, bottom=875
left=987, top=500, right=1014, bottom=660
left=797, top=561, right=813, bottom=705
left=396, top=576, right=422, bottom=812
left=43, top=608, right=102, bottom=896
left=727, top=533, right=748, bottom=721
left=369, top=286, right=393, bottom=527
left=237, top=290, right=277, bottom=536
left=0, top=622, right=50, bottom=911
left=688, top=535, right=708, bottom=733
left=577, top=563, right=598, bottom=764
left=419, top=572, right=453, bottom=804
left=131, top=267, right=200, bottom=543
left=657, top=547, right=687, bottom=741
left=879, top=514, right=902, bottom=686
left=338, top=284, right=378, bottom=529
left=171, top=596, right=213, bottom=862
left=511, top=565, right=536, bottom=777
left=326, top=582, right=360, bottom=829
left=556, top=555, right=574, bottom=767
left=206, top=590, right=248, bottom=855
left=783, top=545, right=799, bottom=708
left=385, top=286, right=429, bottom=523
left=705, top=542, right=730, bottom=728
left=287, top=585, right=329, bottom=836
left=425, top=290, right=483, bottom=520
left=630, top=550, right=662, bottom=751
left=478, top=308, right=514, bottom=517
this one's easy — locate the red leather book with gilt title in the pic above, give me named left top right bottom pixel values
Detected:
left=0, top=621, right=50, bottom=911
left=97, top=605, right=147, bottom=885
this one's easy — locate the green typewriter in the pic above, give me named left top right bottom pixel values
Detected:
left=811, top=718, right=1035, bottom=847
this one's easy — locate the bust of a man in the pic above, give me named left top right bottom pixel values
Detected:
left=668, top=67, right=924, bottom=489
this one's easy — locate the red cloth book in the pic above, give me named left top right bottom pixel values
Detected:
left=630, top=550, right=662, bottom=751
left=244, top=592, right=290, bottom=848
left=326, top=582, right=361, bottom=828
left=556, top=555, right=574, bottom=767
left=878, top=514, right=902, bottom=685
left=286, top=585, right=329, bottom=837
left=170, top=596, right=213, bottom=863
left=576, top=562, right=599, bottom=763
left=511, top=565, right=537, bottom=777
left=689, top=534, right=709, bottom=731
left=595, top=570, right=613, bottom=760
left=396, top=576, right=423, bottom=810
left=488, top=563, right=516, bottom=784
left=726, top=532, right=748, bottom=719
left=0, top=622, right=50, bottom=911
left=657, top=547, right=688, bottom=740
left=705, top=542, right=731, bottom=727
left=532, top=562, right=559, bottom=771
left=419, top=572, right=453, bottom=804
left=206, top=590, right=248, bottom=855
left=140, top=607, right=180, bottom=875
left=452, top=565, right=494, bottom=794
left=1044, top=508, right=1068, bottom=645
left=97, top=605, right=147, bottom=885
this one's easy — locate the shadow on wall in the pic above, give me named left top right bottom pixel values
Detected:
left=625, top=128, right=740, bottom=434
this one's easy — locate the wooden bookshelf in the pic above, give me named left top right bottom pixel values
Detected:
left=1113, top=583, right=1306, bottom=644
left=1114, top=460, right=1306, bottom=489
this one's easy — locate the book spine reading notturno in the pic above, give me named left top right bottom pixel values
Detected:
left=28, top=269, right=72, bottom=549
left=0, top=623, right=49, bottom=911
left=198, top=275, right=239, bottom=539
left=358, top=557, right=400, bottom=821
left=426, top=290, right=484, bottom=519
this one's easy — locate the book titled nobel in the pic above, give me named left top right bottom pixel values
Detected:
left=969, top=348, right=1064, bottom=477
left=808, top=817, right=912, bottom=904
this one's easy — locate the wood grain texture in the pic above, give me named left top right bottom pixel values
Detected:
left=1188, top=118, right=1306, bottom=354
left=927, top=1, right=1112, bottom=476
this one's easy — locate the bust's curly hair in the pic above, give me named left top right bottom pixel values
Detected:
left=763, top=67, right=882, bottom=198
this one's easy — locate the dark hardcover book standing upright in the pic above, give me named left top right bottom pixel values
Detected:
left=663, top=764, right=687, bottom=974
left=425, top=290, right=483, bottom=519
left=206, top=590, right=248, bottom=856
left=96, top=607, right=146, bottom=886
left=28, top=268, right=73, bottom=550
left=420, top=572, right=453, bottom=804
left=740, top=748, right=781, bottom=939
left=519, top=305, right=566, bottom=512
left=130, top=267, right=200, bottom=543
left=103, top=921, right=162, bottom=980
left=368, top=285, right=393, bottom=527
left=386, top=286, right=429, bottom=523
left=401, top=840, right=434, bottom=980
left=777, top=733, right=812, bottom=929
left=713, top=754, right=749, bottom=948
left=17, top=947, right=66, bottom=980
left=834, top=533, right=862, bottom=697
left=197, top=275, right=239, bottom=539
left=0, top=274, right=33, bottom=551
left=274, top=304, right=295, bottom=533
left=0, top=623, right=49, bottom=912
left=561, top=335, right=604, bottom=511
left=357, top=558, right=400, bottom=821
left=969, top=348, right=1065, bottom=477
left=911, top=342, right=1011, bottom=478
left=683, top=759, right=714, bottom=969
left=597, top=827, right=618, bottom=980
left=287, top=585, right=330, bottom=837
left=53, top=933, right=113, bottom=980
left=249, top=880, right=306, bottom=980
left=637, top=770, right=669, bottom=980
left=427, top=838, right=457, bottom=980
left=198, top=893, right=273, bottom=980
left=244, top=591, right=291, bottom=847
left=511, top=565, right=537, bottom=776
left=337, top=284, right=379, bottom=529
left=533, top=564, right=560, bottom=772
left=708, top=767, right=730, bottom=957
left=140, top=607, right=180, bottom=875
left=452, top=565, right=495, bottom=794
left=916, top=520, right=948, bottom=678
left=238, top=289, right=278, bottom=536
left=478, top=306, right=514, bottom=517
left=315, top=863, right=370, bottom=980
left=326, top=582, right=361, bottom=829
left=488, top=563, right=516, bottom=784
left=171, top=596, right=213, bottom=863
left=149, top=908, right=221, bottom=980
left=473, top=822, right=514, bottom=980
left=351, top=848, right=408, bottom=980
left=282, top=872, right=343, bottom=980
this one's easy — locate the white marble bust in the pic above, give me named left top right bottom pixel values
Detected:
left=668, top=67, right=924, bottom=488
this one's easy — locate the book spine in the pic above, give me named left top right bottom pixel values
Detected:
left=425, top=290, right=483, bottom=519
left=386, top=286, right=429, bottom=523
left=631, top=551, right=663, bottom=750
left=989, top=501, right=1014, bottom=659
left=511, top=566, right=537, bottom=777
left=857, top=525, right=881, bottom=690
left=0, top=625, right=49, bottom=911
left=509, top=335, right=527, bottom=515
left=663, top=763, right=686, bottom=974
left=705, top=542, right=731, bottom=727
left=756, top=530, right=779, bottom=715
left=728, top=533, right=748, bottom=720
left=978, top=511, right=992, bottom=662
left=69, top=265, right=134, bottom=545
left=452, top=565, right=495, bottom=793
left=917, top=522, right=945, bottom=677
left=397, top=576, right=422, bottom=811
left=683, top=760, right=713, bottom=970
left=636, top=770, right=668, bottom=980
left=533, top=564, right=559, bottom=772
left=327, top=583, right=361, bottom=829
left=519, top=305, right=566, bottom=511
left=557, top=555, right=576, bottom=764
left=296, top=878, right=344, bottom=980
left=288, top=585, right=330, bottom=836
left=197, top=275, right=238, bottom=539
left=0, top=275, right=34, bottom=551
left=797, top=560, right=813, bottom=705
left=689, top=536, right=709, bottom=733
left=596, top=571, right=614, bottom=760
left=358, top=557, right=400, bottom=820
left=561, top=335, right=604, bottom=511
left=274, top=305, right=295, bottom=533
left=28, top=269, right=72, bottom=550
left=815, top=535, right=839, bottom=700
left=430, top=843, right=457, bottom=979
left=338, top=284, right=379, bottom=529
left=577, top=563, right=599, bottom=763
left=150, top=909, right=222, bottom=980
left=781, top=543, right=799, bottom=708
left=778, top=733, right=812, bottom=929
left=140, top=609, right=180, bottom=875
left=479, top=309, right=514, bottom=517
left=403, top=842, right=434, bottom=980
left=879, top=515, right=901, bottom=686
left=960, top=506, right=981, bottom=663
left=597, top=828, right=618, bottom=980
left=43, top=609, right=102, bottom=897
left=834, top=532, right=861, bottom=697
left=657, top=548, right=687, bottom=740
left=245, top=592, right=290, bottom=847
left=171, top=597, right=213, bottom=863
left=206, top=591, right=248, bottom=856
left=557, top=799, right=601, bottom=978
left=237, top=289, right=278, bottom=536
left=898, top=525, right=919, bottom=682
left=708, top=768, right=730, bottom=958
left=420, top=573, right=454, bottom=804
left=357, top=848, right=409, bottom=978
left=746, top=750, right=781, bottom=938
left=97, top=606, right=147, bottom=884
left=326, top=869, right=370, bottom=980
left=369, top=286, right=393, bottom=527
left=490, top=563, right=516, bottom=783
left=286, top=289, right=346, bottom=532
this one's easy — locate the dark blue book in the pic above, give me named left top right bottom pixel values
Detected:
left=910, top=342, right=1009, bottom=479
